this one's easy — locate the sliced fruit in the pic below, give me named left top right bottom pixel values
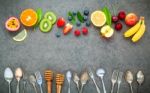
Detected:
left=100, top=25, right=114, bottom=38
left=20, top=9, right=38, bottom=27
left=44, top=12, right=57, bottom=24
left=91, top=11, right=106, bottom=27
left=57, top=17, right=66, bottom=28
left=5, top=17, right=20, bottom=32
left=125, top=13, right=138, bottom=26
left=40, top=18, right=52, bottom=32
left=124, top=17, right=143, bottom=37
left=132, top=19, right=146, bottom=42
left=63, top=23, right=73, bottom=35
left=13, top=29, right=27, bottom=41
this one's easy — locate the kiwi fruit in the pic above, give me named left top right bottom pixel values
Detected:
left=40, top=18, right=52, bottom=32
left=44, top=12, right=57, bottom=25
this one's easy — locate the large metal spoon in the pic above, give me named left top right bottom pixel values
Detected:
left=125, top=70, right=134, bottom=93
left=35, top=71, right=43, bottom=93
left=137, top=71, right=144, bottom=93
left=111, top=70, right=119, bottom=93
left=66, top=71, right=72, bottom=93
left=96, top=68, right=107, bottom=93
left=80, top=71, right=89, bottom=93
left=4, top=67, right=13, bottom=93
left=15, top=67, right=23, bottom=93
left=73, top=73, right=80, bottom=92
left=29, top=75, right=38, bottom=93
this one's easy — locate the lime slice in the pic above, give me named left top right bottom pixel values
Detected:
left=13, top=29, right=27, bottom=41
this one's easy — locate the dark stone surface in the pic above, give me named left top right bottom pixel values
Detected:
left=0, top=0, right=150, bottom=93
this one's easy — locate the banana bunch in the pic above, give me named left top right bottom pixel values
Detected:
left=124, top=17, right=146, bottom=42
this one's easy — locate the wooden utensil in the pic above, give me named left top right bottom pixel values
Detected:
left=56, top=74, right=65, bottom=93
left=44, top=70, right=53, bottom=93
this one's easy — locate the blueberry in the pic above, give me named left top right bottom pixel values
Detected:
left=83, top=16, right=88, bottom=21
left=55, top=32, right=61, bottom=38
left=68, top=16, right=72, bottom=21
left=76, top=21, right=81, bottom=27
left=84, top=10, right=89, bottom=16
left=86, top=21, right=91, bottom=27
left=72, top=11, right=76, bottom=16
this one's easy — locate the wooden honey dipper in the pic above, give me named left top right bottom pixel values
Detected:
left=56, top=74, right=65, bottom=93
left=44, top=70, right=53, bottom=93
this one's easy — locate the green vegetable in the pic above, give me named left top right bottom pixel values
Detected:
left=36, top=8, right=43, bottom=25
left=102, top=7, right=112, bottom=26
left=68, top=11, right=76, bottom=24
left=77, top=11, right=84, bottom=23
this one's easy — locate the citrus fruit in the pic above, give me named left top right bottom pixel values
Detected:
left=40, top=18, right=52, bottom=32
left=20, top=9, right=38, bottom=27
left=13, top=29, right=27, bottom=41
left=44, top=12, right=57, bottom=24
left=91, top=11, right=106, bottom=27
left=5, top=17, right=20, bottom=32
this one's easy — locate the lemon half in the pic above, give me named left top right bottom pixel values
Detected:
left=13, top=29, right=27, bottom=41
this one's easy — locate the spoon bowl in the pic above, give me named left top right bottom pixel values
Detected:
left=96, top=68, right=105, bottom=77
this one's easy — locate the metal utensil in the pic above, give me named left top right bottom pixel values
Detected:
left=88, top=69, right=101, bottom=93
left=80, top=71, right=89, bottom=93
left=22, top=72, right=28, bottom=93
left=73, top=73, right=80, bottom=92
left=96, top=68, right=107, bottom=93
left=137, top=71, right=144, bottom=93
left=35, top=71, right=43, bottom=93
left=15, top=67, right=23, bottom=93
left=117, top=72, right=123, bottom=93
left=66, top=71, right=72, bottom=93
left=125, top=70, right=134, bottom=93
left=111, top=70, right=119, bottom=93
left=29, top=75, right=38, bottom=93
left=4, top=67, right=13, bottom=93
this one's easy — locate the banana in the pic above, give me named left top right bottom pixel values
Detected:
left=124, top=18, right=142, bottom=37
left=132, top=20, right=146, bottom=42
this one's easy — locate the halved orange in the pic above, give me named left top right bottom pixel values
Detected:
left=20, top=9, right=38, bottom=27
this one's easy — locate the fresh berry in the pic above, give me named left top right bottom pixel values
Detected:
left=57, top=17, right=66, bottom=27
left=74, top=30, right=81, bottom=36
left=72, top=11, right=77, bottom=16
left=76, top=21, right=81, bottom=27
left=55, top=31, right=61, bottom=37
left=83, top=16, right=88, bottom=21
left=86, top=21, right=91, bottom=27
left=112, top=16, right=119, bottom=23
left=118, top=11, right=126, bottom=20
left=115, top=22, right=123, bottom=31
left=82, top=27, right=88, bottom=35
left=84, top=10, right=89, bottom=16
left=68, top=16, right=72, bottom=21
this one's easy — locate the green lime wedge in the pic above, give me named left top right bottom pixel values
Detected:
left=13, top=29, right=27, bottom=41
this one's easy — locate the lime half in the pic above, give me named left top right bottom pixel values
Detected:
left=13, top=29, right=27, bottom=41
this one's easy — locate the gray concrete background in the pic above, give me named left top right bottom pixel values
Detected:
left=0, top=0, right=150, bottom=93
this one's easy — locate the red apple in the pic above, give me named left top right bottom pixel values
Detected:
left=125, top=13, right=138, bottom=26
left=57, top=17, right=66, bottom=27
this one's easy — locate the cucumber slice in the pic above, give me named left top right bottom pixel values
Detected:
left=44, top=12, right=57, bottom=24
left=40, top=18, right=52, bottom=32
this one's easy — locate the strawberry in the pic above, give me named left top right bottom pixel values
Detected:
left=57, top=17, right=66, bottom=27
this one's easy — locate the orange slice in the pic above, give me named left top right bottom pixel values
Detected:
left=20, top=9, right=38, bottom=27
left=91, top=11, right=106, bottom=27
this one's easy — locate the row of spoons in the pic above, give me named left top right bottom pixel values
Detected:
left=4, top=67, right=144, bottom=93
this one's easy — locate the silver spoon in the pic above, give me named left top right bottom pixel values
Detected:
left=35, top=71, right=43, bottom=93
left=125, top=70, right=134, bottom=93
left=73, top=73, right=80, bottom=92
left=117, top=72, right=123, bottom=93
left=137, top=71, right=144, bottom=93
left=96, top=68, right=107, bottom=93
left=22, top=72, right=28, bottom=93
left=4, top=67, right=13, bottom=93
left=80, top=71, right=89, bottom=93
left=66, top=71, right=72, bottom=93
left=15, top=67, right=23, bottom=93
left=88, top=69, right=101, bottom=93
left=111, top=70, right=119, bottom=93
left=29, top=75, right=38, bottom=93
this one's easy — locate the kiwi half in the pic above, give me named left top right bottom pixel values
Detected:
left=40, top=18, right=52, bottom=32
left=44, top=12, right=57, bottom=24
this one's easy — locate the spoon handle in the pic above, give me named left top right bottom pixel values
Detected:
left=101, top=78, right=106, bottom=93
left=68, top=83, right=71, bottom=93
left=9, top=83, right=11, bottom=93
left=80, top=85, right=84, bottom=93
left=23, top=81, right=26, bottom=93
left=93, top=79, right=101, bottom=93
left=33, top=84, right=38, bottom=93
left=47, top=81, right=52, bottom=93
left=111, top=83, right=114, bottom=93
left=130, top=83, right=133, bottom=93
left=137, top=85, right=141, bottom=93
left=16, top=82, right=19, bottom=93
left=117, top=83, right=120, bottom=93
left=40, top=84, right=43, bottom=93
